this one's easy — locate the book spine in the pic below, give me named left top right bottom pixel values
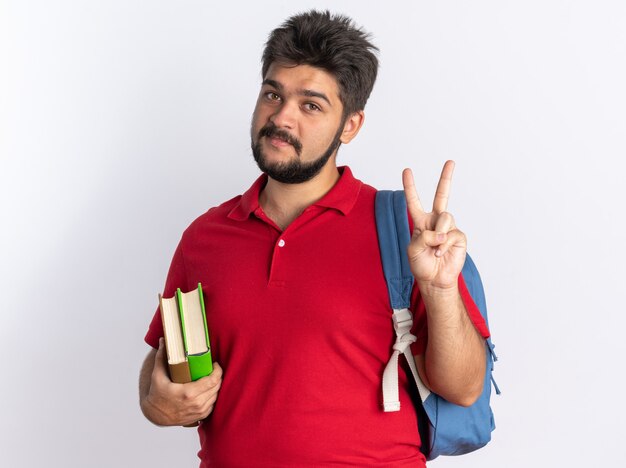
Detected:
left=168, top=362, right=192, bottom=383
left=187, top=351, right=213, bottom=381
left=197, top=283, right=211, bottom=350
left=176, top=288, right=190, bottom=355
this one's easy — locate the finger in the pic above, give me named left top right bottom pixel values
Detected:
left=195, top=389, right=220, bottom=421
left=180, top=377, right=221, bottom=413
left=200, top=399, right=217, bottom=420
left=153, top=338, right=170, bottom=379
left=195, top=367, right=224, bottom=419
left=402, top=168, right=425, bottom=226
left=209, top=362, right=223, bottom=384
left=432, top=160, right=455, bottom=214
left=435, top=229, right=466, bottom=258
left=203, top=392, right=219, bottom=412
left=434, top=211, right=456, bottom=234
left=191, top=362, right=223, bottom=397
left=201, top=362, right=223, bottom=388
left=407, top=230, right=447, bottom=259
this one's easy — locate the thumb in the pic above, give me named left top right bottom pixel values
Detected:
left=408, top=231, right=446, bottom=258
left=153, top=338, right=169, bottom=377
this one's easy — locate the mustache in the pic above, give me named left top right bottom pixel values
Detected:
left=259, top=123, right=303, bottom=154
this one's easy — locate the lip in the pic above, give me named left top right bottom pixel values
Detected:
left=268, top=136, right=292, bottom=148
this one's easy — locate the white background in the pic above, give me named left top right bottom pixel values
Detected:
left=2, top=1, right=625, bottom=466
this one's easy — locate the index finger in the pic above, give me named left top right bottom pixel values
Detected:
left=432, top=160, right=455, bottom=213
left=402, top=168, right=425, bottom=224
left=192, top=362, right=223, bottom=395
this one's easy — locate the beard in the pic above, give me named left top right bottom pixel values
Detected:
left=251, top=121, right=343, bottom=184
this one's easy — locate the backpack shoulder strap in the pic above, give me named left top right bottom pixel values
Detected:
left=375, top=190, right=413, bottom=310
left=376, top=190, right=432, bottom=412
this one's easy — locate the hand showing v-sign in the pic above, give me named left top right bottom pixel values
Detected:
left=402, top=160, right=466, bottom=292
left=403, top=161, right=486, bottom=406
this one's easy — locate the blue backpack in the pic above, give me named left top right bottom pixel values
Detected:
left=375, top=190, right=499, bottom=460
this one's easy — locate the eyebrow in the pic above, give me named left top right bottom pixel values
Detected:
left=262, top=79, right=332, bottom=106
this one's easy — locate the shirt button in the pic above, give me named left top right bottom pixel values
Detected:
left=278, top=239, right=286, bottom=247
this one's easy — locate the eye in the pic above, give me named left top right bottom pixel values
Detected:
left=265, top=92, right=281, bottom=102
left=304, top=102, right=321, bottom=112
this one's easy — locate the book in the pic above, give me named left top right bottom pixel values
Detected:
left=159, top=283, right=213, bottom=383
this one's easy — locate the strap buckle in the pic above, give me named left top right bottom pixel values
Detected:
left=392, top=308, right=413, bottom=335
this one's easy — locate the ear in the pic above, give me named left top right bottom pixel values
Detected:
left=340, top=111, right=365, bottom=144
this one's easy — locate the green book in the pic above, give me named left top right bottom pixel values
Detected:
left=159, top=283, right=213, bottom=383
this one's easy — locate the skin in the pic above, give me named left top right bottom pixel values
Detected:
left=404, top=162, right=486, bottom=406
left=251, top=62, right=364, bottom=229
left=139, top=338, right=223, bottom=426
left=139, top=62, right=485, bottom=425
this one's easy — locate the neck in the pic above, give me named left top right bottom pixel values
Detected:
left=259, top=162, right=341, bottom=230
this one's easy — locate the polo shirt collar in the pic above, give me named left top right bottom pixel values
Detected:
left=227, top=166, right=362, bottom=221
left=313, top=166, right=361, bottom=215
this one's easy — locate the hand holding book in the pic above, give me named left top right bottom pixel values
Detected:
left=142, top=340, right=222, bottom=427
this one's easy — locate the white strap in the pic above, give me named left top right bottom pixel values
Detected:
left=382, top=308, right=431, bottom=412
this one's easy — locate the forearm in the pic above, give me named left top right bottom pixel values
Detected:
left=420, top=284, right=485, bottom=406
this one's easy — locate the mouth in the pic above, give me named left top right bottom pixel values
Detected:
left=268, top=136, right=292, bottom=148
left=257, top=123, right=303, bottom=155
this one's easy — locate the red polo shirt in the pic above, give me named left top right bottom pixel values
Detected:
left=145, top=166, right=489, bottom=467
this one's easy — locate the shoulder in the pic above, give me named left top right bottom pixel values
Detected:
left=179, top=193, right=244, bottom=243
left=339, top=165, right=378, bottom=204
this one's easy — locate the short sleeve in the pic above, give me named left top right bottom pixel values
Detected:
left=144, top=241, right=188, bottom=349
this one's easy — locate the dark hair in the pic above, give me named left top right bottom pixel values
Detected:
left=261, top=10, right=379, bottom=117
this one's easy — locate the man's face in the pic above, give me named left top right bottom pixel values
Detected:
left=251, top=63, right=347, bottom=184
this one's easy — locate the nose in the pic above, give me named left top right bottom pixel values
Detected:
left=269, top=101, right=297, bottom=129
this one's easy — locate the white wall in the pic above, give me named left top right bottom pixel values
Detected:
left=2, top=1, right=625, bottom=466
